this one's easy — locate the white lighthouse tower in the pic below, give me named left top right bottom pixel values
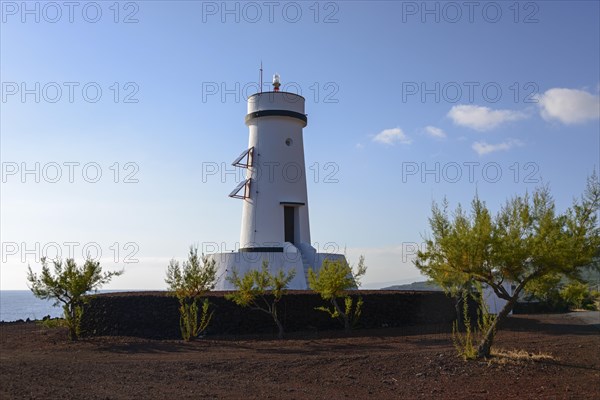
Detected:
left=211, top=74, right=346, bottom=290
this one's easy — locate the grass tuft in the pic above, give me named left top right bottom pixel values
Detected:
left=490, top=348, right=557, bottom=364
left=38, top=318, right=67, bottom=329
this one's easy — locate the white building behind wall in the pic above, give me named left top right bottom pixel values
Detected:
left=483, top=282, right=514, bottom=315
left=210, top=75, right=346, bottom=290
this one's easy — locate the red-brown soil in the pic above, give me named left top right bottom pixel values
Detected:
left=1, top=313, right=598, bottom=399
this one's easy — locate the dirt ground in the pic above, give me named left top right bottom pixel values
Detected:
left=0, top=313, right=598, bottom=399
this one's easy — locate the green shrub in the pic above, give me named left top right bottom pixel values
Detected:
left=308, top=256, right=366, bottom=332
left=452, top=289, right=495, bottom=360
left=27, top=257, right=123, bottom=340
left=38, top=317, right=67, bottom=329
left=226, top=261, right=295, bottom=339
left=165, top=246, right=216, bottom=341
left=560, top=281, right=594, bottom=310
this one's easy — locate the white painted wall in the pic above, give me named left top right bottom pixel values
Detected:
left=240, top=92, right=311, bottom=249
left=210, top=250, right=346, bottom=290
left=483, top=282, right=514, bottom=315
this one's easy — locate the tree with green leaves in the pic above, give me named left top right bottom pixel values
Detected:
left=308, top=256, right=367, bottom=332
left=226, top=261, right=295, bottom=339
left=165, top=246, right=217, bottom=341
left=415, top=174, right=600, bottom=359
left=27, top=257, right=123, bottom=340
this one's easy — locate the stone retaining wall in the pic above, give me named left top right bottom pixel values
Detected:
left=80, top=290, right=459, bottom=339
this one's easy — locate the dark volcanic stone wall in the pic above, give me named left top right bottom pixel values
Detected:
left=80, top=290, right=458, bottom=339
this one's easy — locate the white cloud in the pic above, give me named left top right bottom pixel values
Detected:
left=355, top=143, right=364, bottom=149
left=424, top=125, right=447, bottom=139
left=472, top=139, right=523, bottom=156
left=448, top=105, right=527, bottom=131
left=537, top=88, right=600, bottom=124
left=372, top=127, right=412, bottom=145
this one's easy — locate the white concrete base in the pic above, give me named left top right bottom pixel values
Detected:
left=208, top=243, right=346, bottom=290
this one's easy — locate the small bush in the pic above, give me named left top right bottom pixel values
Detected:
left=27, top=257, right=123, bottom=340
left=226, top=261, right=295, bottom=339
left=308, top=256, right=366, bottom=332
left=178, top=297, right=212, bottom=340
left=560, top=281, right=595, bottom=310
left=38, top=317, right=67, bottom=329
left=452, top=289, right=495, bottom=360
left=165, top=246, right=216, bottom=341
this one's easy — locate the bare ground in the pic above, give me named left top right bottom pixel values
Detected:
left=0, top=313, right=598, bottom=399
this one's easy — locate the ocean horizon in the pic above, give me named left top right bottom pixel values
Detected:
left=0, top=290, right=139, bottom=322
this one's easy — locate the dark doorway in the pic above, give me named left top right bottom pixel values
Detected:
left=284, top=206, right=295, bottom=243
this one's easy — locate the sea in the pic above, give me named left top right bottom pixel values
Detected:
left=0, top=290, right=131, bottom=322
left=0, top=291, right=63, bottom=322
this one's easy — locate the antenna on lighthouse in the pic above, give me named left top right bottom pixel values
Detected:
left=273, top=73, right=281, bottom=92
left=259, top=61, right=263, bottom=93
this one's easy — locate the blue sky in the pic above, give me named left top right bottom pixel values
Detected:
left=1, top=1, right=599, bottom=289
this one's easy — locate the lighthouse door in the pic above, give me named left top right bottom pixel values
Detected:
left=284, top=206, right=295, bottom=243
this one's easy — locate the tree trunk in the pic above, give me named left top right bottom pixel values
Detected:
left=271, top=304, right=283, bottom=339
left=331, top=298, right=350, bottom=332
left=275, top=318, right=284, bottom=339
left=66, top=305, right=78, bottom=341
left=271, top=305, right=284, bottom=339
left=68, top=325, right=78, bottom=341
left=343, top=314, right=350, bottom=332
left=455, top=291, right=465, bottom=328
left=476, top=294, right=518, bottom=358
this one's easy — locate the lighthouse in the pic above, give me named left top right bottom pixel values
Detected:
left=211, top=73, right=346, bottom=290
